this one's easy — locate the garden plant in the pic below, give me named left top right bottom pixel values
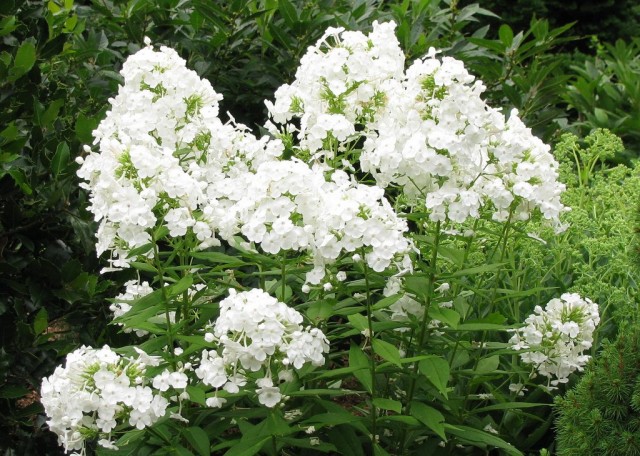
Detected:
left=2, top=1, right=639, bottom=455
left=37, top=20, right=608, bottom=456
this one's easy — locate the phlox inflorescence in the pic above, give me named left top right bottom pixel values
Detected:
left=76, top=43, right=284, bottom=271
left=40, top=346, right=170, bottom=454
left=266, top=21, right=568, bottom=231
left=77, top=38, right=411, bottom=283
left=509, top=293, right=600, bottom=387
left=196, top=289, right=329, bottom=409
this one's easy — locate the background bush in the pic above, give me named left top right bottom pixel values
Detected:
left=461, top=0, right=640, bottom=49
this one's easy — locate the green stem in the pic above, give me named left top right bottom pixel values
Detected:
left=281, top=255, right=287, bottom=302
left=400, top=221, right=441, bottom=452
left=152, top=235, right=175, bottom=367
left=361, top=249, right=378, bottom=448
left=463, top=212, right=513, bottom=412
left=448, top=219, right=479, bottom=366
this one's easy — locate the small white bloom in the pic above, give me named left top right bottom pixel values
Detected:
left=205, top=396, right=227, bottom=408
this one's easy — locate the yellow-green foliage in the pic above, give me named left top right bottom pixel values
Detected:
left=517, top=130, right=639, bottom=336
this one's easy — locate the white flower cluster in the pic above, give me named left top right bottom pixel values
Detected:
left=195, top=289, right=329, bottom=407
left=265, top=21, right=404, bottom=159
left=109, top=279, right=154, bottom=336
left=77, top=43, right=283, bottom=270
left=40, top=346, right=169, bottom=454
left=77, top=42, right=411, bottom=283
left=266, top=21, right=568, bottom=229
left=229, top=161, right=411, bottom=283
left=509, top=293, right=600, bottom=386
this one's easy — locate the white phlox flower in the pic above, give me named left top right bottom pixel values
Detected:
left=40, top=346, right=169, bottom=454
left=193, top=289, right=329, bottom=408
left=265, top=21, right=404, bottom=160
left=78, top=45, right=284, bottom=270
left=227, top=161, right=411, bottom=284
left=267, top=21, right=568, bottom=230
left=509, top=293, right=600, bottom=386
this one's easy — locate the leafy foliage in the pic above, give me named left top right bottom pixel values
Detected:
left=0, top=1, right=124, bottom=453
left=461, top=0, right=640, bottom=49
left=518, top=130, right=640, bottom=341
left=564, top=38, right=640, bottom=158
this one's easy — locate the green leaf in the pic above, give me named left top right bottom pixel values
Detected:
left=499, top=24, right=514, bottom=47
left=380, top=415, right=420, bottom=426
left=349, top=343, right=372, bottom=393
left=428, top=307, right=460, bottom=329
left=168, top=275, right=194, bottom=298
left=418, top=356, right=449, bottom=398
left=371, top=294, right=401, bottom=310
left=51, top=141, right=70, bottom=177
left=8, top=169, right=32, bottom=194
left=0, top=385, right=30, bottom=399
left=287, top=389, right=355, bottom=397
left=0, top=16, right=17, bottom=37
left=278, top=0, right=298, bottom=27
left=472, top=402, right=546, bottom=414
left=33, top=307, right=48, bottom=335
left=279, top=437, right=337, bottom=453
left=38, top=99, right=64, bottom=129
left=403, top=275, right=430, bottom=300
left=594, top=107, right=610, bottom=125
left=314, top=365, right=366, bottom=379
left=373, top=443, right=391, bottom=456
left=186, top=385, right=206, bottom=406
left=372, top=398, right=402, bottom=414
left=411, top=402, right=446, bottom=440
left=183, top=427, right=209, bottom=456
left=189, top=251, right=245, bottom=265
left=447, top=263, right=505, bottom=278
left=454, top=323, right=510, bottom=331
left=445, top=424, right=523, bottom=456
left=327, top=426, right=365, bottom=456
left=75, top=114, right=99, bottom=144
left=303, top=412, right=365, bottom=428
left=306, top=300, right=334, bottom=323
left=347, top=313, right=368, bottom=332
left=173, top=444, right=196, bottom=456
left=223, top=435, right=270, bottom=456
left=11, top=41, right=36, bottom=80
left=266, top=411, right=294, bottom=437
left=371, top=339, right=401, bottom=367
left=476, top=355, right=500, bottom=374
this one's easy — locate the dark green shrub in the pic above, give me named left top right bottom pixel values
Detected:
left=564, top=38, right=640, bottom=158
left=555, top=320, right=640, bottom=455
left=460, top=19, right=575, bottom=141
left=461, top=0, right=640, bottom=49
left=0, top=1, right=123, bottom=453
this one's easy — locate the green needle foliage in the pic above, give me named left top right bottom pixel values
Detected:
left=555, top=320, right=640, bottom=456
